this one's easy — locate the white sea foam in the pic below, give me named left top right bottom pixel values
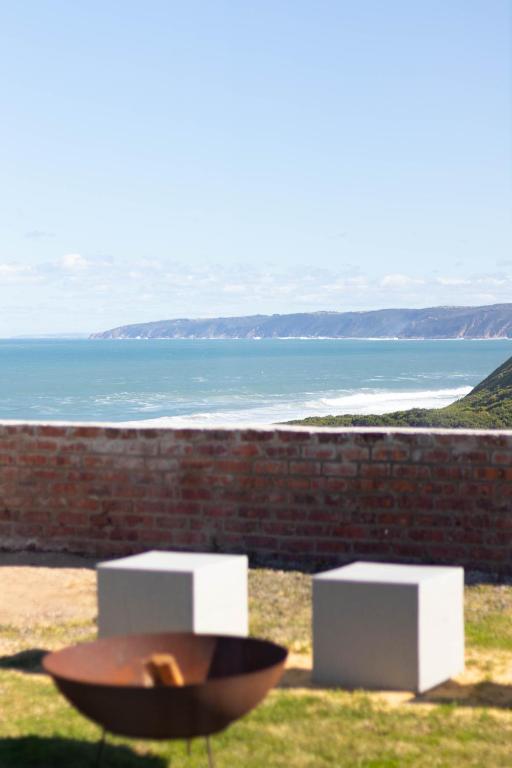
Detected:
left=120, top=386, right=472, bottom=427
left=306, top=386, right=471, bottom=412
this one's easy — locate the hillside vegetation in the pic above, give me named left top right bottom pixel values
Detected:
left=288, top=355, right=512, bottom=429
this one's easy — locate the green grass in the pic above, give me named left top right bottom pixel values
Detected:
left=2, top=675, right=512, bottom=767
left=249, top=569, right=311, bottom=653
left=464, top=585, right=512, bottom=652
left=2, top=571, right=512, bottom=767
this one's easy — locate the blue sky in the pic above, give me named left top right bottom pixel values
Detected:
left=0, top=0, right=510, bottom=334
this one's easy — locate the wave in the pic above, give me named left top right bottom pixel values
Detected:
left=120, top=386, right=472, bottom=427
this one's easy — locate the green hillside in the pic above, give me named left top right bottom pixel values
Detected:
left=288, top=355, right=512, bottom=429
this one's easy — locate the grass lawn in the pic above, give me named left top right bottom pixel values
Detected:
left=2, top=568, right=512, bottom=766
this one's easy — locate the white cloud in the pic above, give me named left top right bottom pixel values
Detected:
left=0, top=264, right=31, bottom=275
left=222, top=284, right=248, bottom=294
left=380, top=273, right=425, bottom=289
left=0, top=263, right=38, bottom=284
left=61, top=253, right=89, bottom=271
left=436, top=277, right=471, bottom=286
left=476, top=276, right=507, bottom=286
left=325, top=275, right=369, bottom=293
left=25, top=229, right=55, bottom=239
left=138, top=259, right=163, bottom=271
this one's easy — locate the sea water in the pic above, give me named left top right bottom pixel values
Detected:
left=0, top=338, right=510, bottom=425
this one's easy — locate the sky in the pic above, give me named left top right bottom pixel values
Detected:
left=0, top=0, right=511, bottom=335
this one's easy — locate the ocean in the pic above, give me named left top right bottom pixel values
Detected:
left=0, top=338, right=510, bottom=426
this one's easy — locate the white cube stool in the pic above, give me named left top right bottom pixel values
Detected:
left=97, top=550, right=248, bottom=638
left=313, top=561, right=464, bottom=692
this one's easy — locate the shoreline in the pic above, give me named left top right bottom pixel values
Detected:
left=0, top=385, right=471, bottom=428
left=86, top=336, right=512, bottom=342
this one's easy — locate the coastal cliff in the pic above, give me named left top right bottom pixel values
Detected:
left=91, top=304, right=512, bottom=340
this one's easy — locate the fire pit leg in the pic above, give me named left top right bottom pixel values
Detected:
left=94, top=729, right=106, bottom=767
left=205, top=736, right=216, bottom=768
left=186, top=739, right=192, bottom=756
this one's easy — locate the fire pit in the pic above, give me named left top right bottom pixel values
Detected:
left=43, top=632, right=287, bottom=766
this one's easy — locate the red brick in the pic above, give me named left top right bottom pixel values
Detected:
left=266, top=445, right=301, bottom=459
left=289, top=461, right=321, bottom=475
left=238, top=506, right=273, bottom=519
left=393, top=464, right=430, bottom=479
left=324, top=478, right=350, bottom=492
left=389, top=479, right=417, bottom=494
left=21, top=510, right=49, bottom=523
left=52, top=481, right=83, bottom=496
left=196, top=443, right=229, bottom=457
left=181, top=457, right=215, bottom=471
left=357, top=542, right=393, bottom=556
left=377, top=512, right=412, bottom=526
left=253, top=460, right=287, bottom=475
left=244, top=535, right=276, bottom=548
left=422, top=450, right=451, bottom=463
left=358, top=463, right=390, bottom=478
left=302, top=445, right=337, bottom=460
left=491, top=452, right=512, bottom=465
left=172, top=531, right=208, bottom=547
left=101, top=499, right=132, bottom=514
left=342, top=447, right=371, bottom=462
left=18, top=454, right=47, bottom=466
left=240, top=430, right=274, bottom=442
left=215, top=460, right=251, bottom=474
left=360, top=495, right=394, bottom=509
left=274, top=507, right=309, bottom=521
left=357, top=478, right=390, bottom=493
left=38, top=425, right=68, bottom=438
left=109, top=528, right=140, bottom=542
left=426, top=545, right=466, bottom=560
left=409, top=529, right=445, bottom=543
left=232, top=443, right=261, bottom=458
left=315, top=540, right=351, bottom=554
left=283, top=477, right=311, bottom=491
left=181, top=488, right=212, bottom=501
left=13, top=523, right=43, bottom=537
left=372, top=447, right=409, bottom=462
left=277, top=430, right=311, bottom=443
left=279, top=538, right=312, bottom=553
left=331, top=524, right=367, bottom=539
left=323, top=462, right=358, bottom=477
left=393, top=544, right=424, bottom=558
left=473, top=467, right=505, bottom=481
left=71, top=426, right=103, bottom=438
left=57, top=511, right=90, bottom=526
left=33, top=440, right=59, bottom=451
left=454, top=450, right=489, bottom=463
left=307, top=507, right=344, bottom=522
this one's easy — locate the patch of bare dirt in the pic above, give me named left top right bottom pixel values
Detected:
left=281, top=649, right=512, bottom=710
left=0, top=552, right=97, bottom=627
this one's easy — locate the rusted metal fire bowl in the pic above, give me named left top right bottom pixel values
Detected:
left=43, top=633, right=287, bottom=740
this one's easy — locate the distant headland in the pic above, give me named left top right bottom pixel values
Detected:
left=91, top=304, right=512, bottom=340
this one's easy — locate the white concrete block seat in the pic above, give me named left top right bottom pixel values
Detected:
left=313, top=561, right=464, bottom=693
left=97, top=550, right=248, bottom=638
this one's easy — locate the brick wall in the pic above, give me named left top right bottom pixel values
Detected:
left=1, top=422, right=512, bottom=572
